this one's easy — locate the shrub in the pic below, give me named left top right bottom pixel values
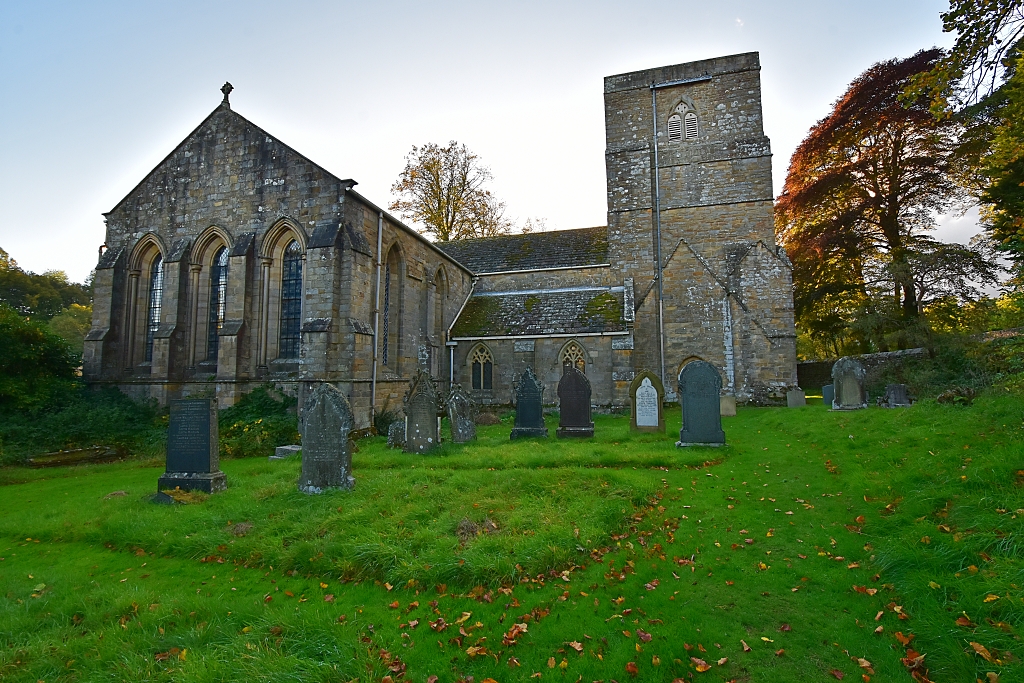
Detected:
left=372, top=400, right=403, bottom=437
left=219, top=385, right=299, bottom=458
left=0, top=303, right=77, bottom=410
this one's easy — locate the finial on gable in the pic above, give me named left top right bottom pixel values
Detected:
left=220, top=82, right=234, bottom=108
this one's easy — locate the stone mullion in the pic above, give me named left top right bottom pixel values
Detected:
left=187, top=264, right=202, bottom=368
left=124, top=270, right=141, bottom=371
left=257, top=257, right=272, bottom=368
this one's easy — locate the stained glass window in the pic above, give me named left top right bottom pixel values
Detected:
left=279, top=241, right=302, bottom=359
left=144, top=255, right=164, bottom=363
left=207, top=247, right=228, bottom=361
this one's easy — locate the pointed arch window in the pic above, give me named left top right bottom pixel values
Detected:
left=382, top=261, right=391, bottom=366
left=684, top=111, right=698, bottom=140
left=144, top=255, right=164, bottom=362
left=560, top=341, right=587, bottom=374
left=470, top=345, right=493, bottom=390
left=207, top=247, right=229, bottom=362
left=279, top=240, right=302, bottom=359
left=667, top=113, right=682, bottom=142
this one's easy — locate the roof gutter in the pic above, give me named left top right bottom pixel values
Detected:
left=452, top=330, right=629, bottom=342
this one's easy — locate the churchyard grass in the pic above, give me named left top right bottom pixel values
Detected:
left=1, top=393, right=1022, bottom=682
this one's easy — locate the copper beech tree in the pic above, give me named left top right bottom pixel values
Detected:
left=774, top=49, right=1003, bottom=352
left=389, top=142, right=513, bottom=242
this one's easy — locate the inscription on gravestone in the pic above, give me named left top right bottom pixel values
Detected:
left=158, top=398, right=226, bottom=494
left=557, top=367, right=594, bottom=438
left=404, top=370, right=439, bottom=454
left=676, top=360, right=726, bottom=447
left=511, top=367, right=548, bottom=439
left=629, top=370, right=664, bottom=433
left=298, top=383, right=355, bottom=493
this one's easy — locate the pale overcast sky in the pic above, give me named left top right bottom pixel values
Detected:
left=0, top=0, right=967, bottom=282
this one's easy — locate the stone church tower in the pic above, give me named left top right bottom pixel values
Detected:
left=84, top=53, right=796, bottom=423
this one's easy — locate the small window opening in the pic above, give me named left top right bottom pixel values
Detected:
left=667, top=114, right=682, bottom=142
left=470, top=346, right=493, bottom=390
left=684, top=112, right=698, bottom=140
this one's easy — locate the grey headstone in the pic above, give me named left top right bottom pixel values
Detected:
left=786, top=389, right=806, bottom=408
left=676, top=361, right=726, bottom=446
left=720, top=395, right=737, bottom=417
left=298, top=383, right=355, bottom=494
left=269, top=444, right=301, bottom=460
left=446, top=383, right=477, bottom=443
left=404, top=370, right=440, bottom=454
left=511, top=367, right=548, bottom=439
left=387, top=420, right=406, bottom=449
left=883, top=383, right=911, bottom=407
left=158, top=399, right=226, bottom=494
left=557, top=367, right=594, bottom=438
left=832, top=357, right=867, bottom=410
left=822, top=384, right=835, bottom=407
left=629, top=370, right=664, bottom=433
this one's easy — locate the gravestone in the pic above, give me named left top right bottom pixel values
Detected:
left=269, top=444, right=301, bottom=461
left=557, top=367, right=594, bottom=438
left=676, top=360, right=726, bottom=447
left=158, top=398, right=226, bottom=494
left=786, top=388, right=806, bottom=407
left=446, top=383, right=477, bottom=443
left=404, top=370, right=439, bottom=454
left=719, top=395, right=737, bottom=417
left=822, top=384, right=835, bottom=407
left=629, top=370, right=664, bottom=433
left=298, top=383, right=355, bottom=494
left=832, top=357, right=867, bottom=410
left=387, top=420, right=406, bottom=449
left=882, top=383, right=911, bottom=408
left=511, top=367, right=548, bottom=439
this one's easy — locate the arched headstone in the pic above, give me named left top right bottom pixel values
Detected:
left=511, top=367, right=548, bottom=439
left=446, top=383, right=477, bottom=443
left=629, top=370, right=664, bottom=432
left=676, top=360, right=726, bottom=446
left=831, top=357, right=867, bottom=410
left=557, top=367, right=594, bottom=438
left=404, top=370, right=440, bottom=453
left=298, top=383, right=355, bottom=494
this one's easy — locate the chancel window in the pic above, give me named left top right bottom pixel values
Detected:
left=144, top=255, right=164, bottom=363
left=560, top=341, right=587, bottom=374
left=207, top=247, right=229, bottom=362
left=470, top=345, right=493, bottom=390
left=279, top=240, right=302, bottom=359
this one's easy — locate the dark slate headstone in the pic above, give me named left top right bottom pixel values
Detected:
left=511, top=367, right=548, bottom=439
left=822, top=384, right=835, bottom=408
left=404, top=370, right=439, bottom=454
left=446, top=383, right=477, bottom=443
left=298, top=383, right=355, bottom=494
left=629, top=370, right=664, bottom=433
left=832, top=357, right=867, bottom=410
left=387, top=420, right=406, bottom=449
left=882, top=383, right=911, bottom=408
left=158, top=398, right=226, bottom=494
left=786, top=388, right=806, bottom=407
left=676, top=360, right=726, bottom=447
left=557, top=367, right=594, bottom=438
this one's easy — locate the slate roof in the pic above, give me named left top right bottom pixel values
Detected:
left=436, top=226, right=608, bottom=273
left=450, top=287, right=627, bottom=338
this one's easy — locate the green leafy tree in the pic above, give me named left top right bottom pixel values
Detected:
left=0, top=247, right=91, bottom=320
left=0, top=303, right=78, bottom=410
left=48, top=303, right=93, bottom=354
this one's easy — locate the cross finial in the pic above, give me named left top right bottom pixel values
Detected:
left=220, top=82, right=233, bottom=107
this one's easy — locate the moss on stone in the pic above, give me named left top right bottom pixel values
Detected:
left=450, top=297, right=502, bottom=337
left=583, top=292, right=621, bottom=325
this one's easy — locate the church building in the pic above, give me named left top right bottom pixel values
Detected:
left=84, top=52, right=797, bottom=429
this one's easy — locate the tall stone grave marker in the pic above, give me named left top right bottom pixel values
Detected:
left=446, top=383, right=477, bottom=443
left=677, top=361, right=726, bottom=447
left=298, top=383, right=355, bottom=494
left=786, top=388, right=807, bottom=407
left=629, top=370, right=664, bottom=432
left=511, top=367, right=548, bottom=439
left=404, top=370, right=439, bottom=454
left=822, top=384, right=835, bottom=408
left=832, top=357, right=867, bottom=410
left=882, top=383, right=911, bottom=408
left=387, top=420, right=406, bottom=449
left=159, top=398, right=226, bottom=494
left=557, top=367, right=594, bottom=438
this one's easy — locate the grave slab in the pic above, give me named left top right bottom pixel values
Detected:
left=557, top=367, right=594, bottom=438
left=158, top=398, right=226, bottom=494
left=677, top=361, right=726, bottom=447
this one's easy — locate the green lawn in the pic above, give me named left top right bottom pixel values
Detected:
left=1, top=394, right=1022, bottom=682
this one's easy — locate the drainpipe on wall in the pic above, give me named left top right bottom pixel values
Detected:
left=650, top=84, right=667, bottom=390
left=370, top=212, right=384, bottom=427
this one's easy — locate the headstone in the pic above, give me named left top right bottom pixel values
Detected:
left=404, top=370, right=440, bottom=454
left=882, top=383, right=911, bottom=408
left=719, top=395, right=737, bottom=417
left=822, top=384, right=835, bottom=408
left=832, top=357, right=867, bottom=410
left=387, top=420, right=406, bottom=449
left=786, top=389, right=806, bottom=408
left=557, top=367, right=595, bottom=438
left=510, top=367, right=548, bottom=439
left=298, top=383, right=355, bottom=493
left=446, top=383, right=477, bottom=443
left=629, top=370, right=664, bottom=432
left=158, top=398, right=226, bottom=494
left=676, top=361, right=726, bottom=447
left=269, top=444, right=301, bottom=461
